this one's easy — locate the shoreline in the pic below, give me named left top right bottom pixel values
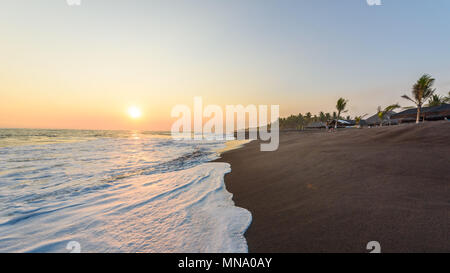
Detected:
left=215, top=121, right=450, bottom=253
left=214, top=139, right=254, bottom=253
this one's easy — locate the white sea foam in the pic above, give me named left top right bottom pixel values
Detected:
left=0, top=129, right=251, bottom=253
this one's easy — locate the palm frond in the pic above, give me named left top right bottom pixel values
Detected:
left=427, top=94, right=445, bottom=107
left=402, top=106, right=416, bottom=110
left=336, top=98, right=348, bottom=111
left=401, top=95, right=417, bottom=105
left=384, top=103, right=401, bottom=112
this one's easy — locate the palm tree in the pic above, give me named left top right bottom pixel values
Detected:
left=354, top=114, right=368, bottom=128
left=427, top=94, right=446, bottom=107
left=305, top=112, right=312, bottom=120
left=401, top=74, right=435, bottom=123
left=445, top=91, right=450, bottom=103
left=376, top=106, right=383, bottom=126
left=319, top=112, right=326, bottom=122
left=377, top=104, right=401, bottom=126
left=335, top=98, right=348, bottom=129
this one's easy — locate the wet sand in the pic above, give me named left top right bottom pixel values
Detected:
left=215, top=121, right=450, bottom=253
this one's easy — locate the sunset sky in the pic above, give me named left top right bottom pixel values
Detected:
left=1, top=0, right=450, bottom=130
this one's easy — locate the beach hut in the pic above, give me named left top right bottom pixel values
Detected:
left=358, top=119, right=368, bottom=127
left=328, top=119, right=353, bottom=128
left=391, top=103, right=450, bottom=123
left=365, top=111, right=398, bottom=127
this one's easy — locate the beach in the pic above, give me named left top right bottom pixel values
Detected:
left=216, top=121, right=450, bottom=253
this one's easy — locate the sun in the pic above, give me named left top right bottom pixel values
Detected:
left=128, top=106, right=142, bottom=119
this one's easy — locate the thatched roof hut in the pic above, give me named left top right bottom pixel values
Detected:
left=327, top=119, right=355, bottom=128
left=365, top=111, right=398, bottom=126
left=391, top=104, right=450, bottom=123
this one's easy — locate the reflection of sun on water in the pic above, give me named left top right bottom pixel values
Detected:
left=128, top=106, right=142, bottom=119
left=131, top=131, right=140, bottom=140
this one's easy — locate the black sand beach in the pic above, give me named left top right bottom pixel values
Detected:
left=216, top=121, right=450, bottom=253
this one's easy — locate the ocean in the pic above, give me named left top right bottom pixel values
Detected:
left=0, top=129, right=251, bottom=253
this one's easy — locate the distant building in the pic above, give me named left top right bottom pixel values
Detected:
left=327, top=119, right=355, bottom=128
left=365, top=111, right=398, bottom=126
left=391, top=104, right=450, bottom=123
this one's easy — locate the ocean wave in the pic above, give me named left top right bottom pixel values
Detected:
left=0, top=130, right=251, bottom=253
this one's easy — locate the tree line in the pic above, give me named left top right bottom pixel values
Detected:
left=279, top=74, right=450, bottom=129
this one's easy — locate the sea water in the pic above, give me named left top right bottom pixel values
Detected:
left=0, top=129, right=251, bottom=253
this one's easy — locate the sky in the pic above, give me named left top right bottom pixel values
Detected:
left=1, top=0, right=450, bottom=130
